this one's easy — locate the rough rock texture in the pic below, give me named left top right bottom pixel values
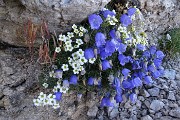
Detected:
left=0, top=0, right=110, bottom=46
left=139, top=0, right=180, bottom=44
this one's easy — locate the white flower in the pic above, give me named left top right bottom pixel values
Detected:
left=72, top=62, right=80, bottom=69
left=33, top=99, right=41, bottom=106
left=42, top=83, right=49, bottom=88
left=73, top=69, right=79, bottom=74
left=109, top=20, right=116, bottom=25
left=74, top=29, right=79, bottom=34
left=49, top=71, right=55, bottom=78
left=38, top=92, right=46, bottom=100
left=77, top=49, right=84, bottom=57
left=55, top=47, right=61, bottom=53
left=67, top=32, right=74, bottom=38
left=79, top=57, right=87, bottom=64
left=72, top=24, right=77, bottom=29
left=66, top=46, right=73, bottom=51
left=79, top=32, right=83, bottom=37
left=68, top=57, right=73, bottom=64
left=53, top=103, right=60, bottom=109
left=61, top=64, right=69, bottom=71
left=89, top=58, right=96, bottom=64
left=76, top=39, right=83, bottom=45
left=74, top=44, right=80, bottom=48
left=60, top=87, right=69, bottom=93
left=59, top=34, right=66, bottom=42
left=79, top=26, right=87, bottom=33
left=65, top=40, right=72, bottom=46
left=72, top=52, right=79, bottom=60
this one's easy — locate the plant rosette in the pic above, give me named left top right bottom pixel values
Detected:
left=33, top=7, right=165, bottom=109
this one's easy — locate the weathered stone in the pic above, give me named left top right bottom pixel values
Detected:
left=163, top=69, right=176, bottom=80
left=141, top=115, right=153, bottom=120
left=168, top=91, right=176, bottom=101
left=169, top=107, right=180, bottom=118
left=0, top=0, right=110, bottom=46
left=109, top=108, right=119, bottom=119
left=87, top=105, right=98, bottom=117
left=150, top=100, right=165, bottom=112
left=148, top=87, right=160, bottom=97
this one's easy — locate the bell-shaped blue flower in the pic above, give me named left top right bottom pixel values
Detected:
left=137, top=44, right=146, bottom=51
left=148, top=64, right=156, bottom=72
left=122, top=80, right=132, bottom=89
left=88, top=14, right=103, bottom=30
left=144, top=76, right=153, bottom=84
left=70, top=75, right=78, bottom=85
left=129, top=93, right=137, bottom=103
left=120, top=14, right=132, bottom=27
left=55, top=92, right=62, bottom=101
left=105, top=40, right=116, bottom=54
left=143, top=50, right=150, bottom=59
left=114, top=94, right=123, bottom=103
left=87, top=77, right=94, bottom=85
left=156, top=50, right=165, bottom=60
left=84, top=48, right=95, bottom=60
left=63, top=80, right=69, bottom=88
left=128, top=7, right=136, bottom=16
left=101, top=60, right=112, bottom=70
left=100, top=96, right=114, bottom=107
left=153, top=59, right=162, bottom=68
left=118, top=43, right=127, bottom=54
left=95, top=32, right=106, bottom=47
left=118, top=54, right=130, bottom=66
left=131, top=77, right=142, bottom=87
left=122, top=68, right=130, bottom=78
left=109, top=29, right=116, bottom=39
left=113, top=77, right=121, bottom=88
left=152, top=70, right=161, bottom=79
left=150, top=46, right=157, bottom=55
left=102, top=10, right=115, bottom=18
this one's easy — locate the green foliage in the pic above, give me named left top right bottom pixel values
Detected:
left=159, top=28, right=180, bottom=57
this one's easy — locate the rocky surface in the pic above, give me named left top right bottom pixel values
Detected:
left=138, top=0, right=180, bottom=44
left=0, top=0, right=110, bottom=46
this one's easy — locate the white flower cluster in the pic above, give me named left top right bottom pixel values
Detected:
left=106, top=14, right=118, bottom=26
left=72, top=24, right=87, bottom=37
left=68, top=49, right=87, bottom=74
left=53, top=81, right=69, bottom=93
left=33, top=92, right=60, bottom=109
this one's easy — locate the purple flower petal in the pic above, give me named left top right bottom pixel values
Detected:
left=114, top=94, right=123, bottom=103
left=144, top=76, right=153, bottom=84
left=122, top=68, right=130, bottom=78
left=63, top=80, right=69, bottom=88
left=55, top=92, right=62, bottom=101
left=70, top=75, right=78, bottom=85
left=137, top=44, right=146, bottom=51
left=55, top=70, right=63, bottom=79
left=120, top=14, right=132, bottom=27
left=95, top=32, right=106, bottom=47
left=102, top=60, right=112, bottom=70
left=118, top=54, right=129, bottom=66
left=156, top=50, right=165, bottom=60
left=118, top=43, right=127, bottom=54
left=102, top=10, right=115, bottom=18
left=109, top=29, right=116, bottom=39
left=84, top=48, right=95, bottom=60
left=128, top=8, right=136, bottom=16
left=87, top=77, right=94, bottom=85
left=100, top=97, right=114, bottom=107
left=88, top=14, right=103, bottom=30
left=131, top=77, right=142, bottom=87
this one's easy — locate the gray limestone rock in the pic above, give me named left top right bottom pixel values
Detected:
left=150, top=100, right=165, bottom=112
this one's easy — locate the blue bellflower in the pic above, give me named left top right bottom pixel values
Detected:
left=95, top=32, right=106, bottom=47
left=55, top=92, right=62, bottom=101
left=122, top=68, right=131, bottom=78
left=84, top=48, right=95, bottom=60
left=118, top=43, right=127, bottom=54
left=122, top=80, right=133, bottom=89
left=100, top=96, right=114, bottom=107
left=118, top=54, right=130, bottom=66
left=88, top=14, right=103, bottom=30
left=70, top=75, right=78, bottom=85
left=131, top=77, right=142, bottom=87
left=137, top=44, right=146, bottom=51
left=109, top=29, right=116, bottom=39
left=102, top=10, right=115, bottom=18
left=102, top=60, right=112, bottom=70
left=87, top=77, right=94, bottom=85
left=55, top=70, right=63, bottom=79
left=120, top=14, right=132, bottom=27
left=156, top=50, right=165, bottom=60
left=128, top=8, right=137, bottom=16
left=114, top=94, right=123, bottom=103
left=105, top=40, right=116, bottom=54
left=144, top=76, right=153, bottom=84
